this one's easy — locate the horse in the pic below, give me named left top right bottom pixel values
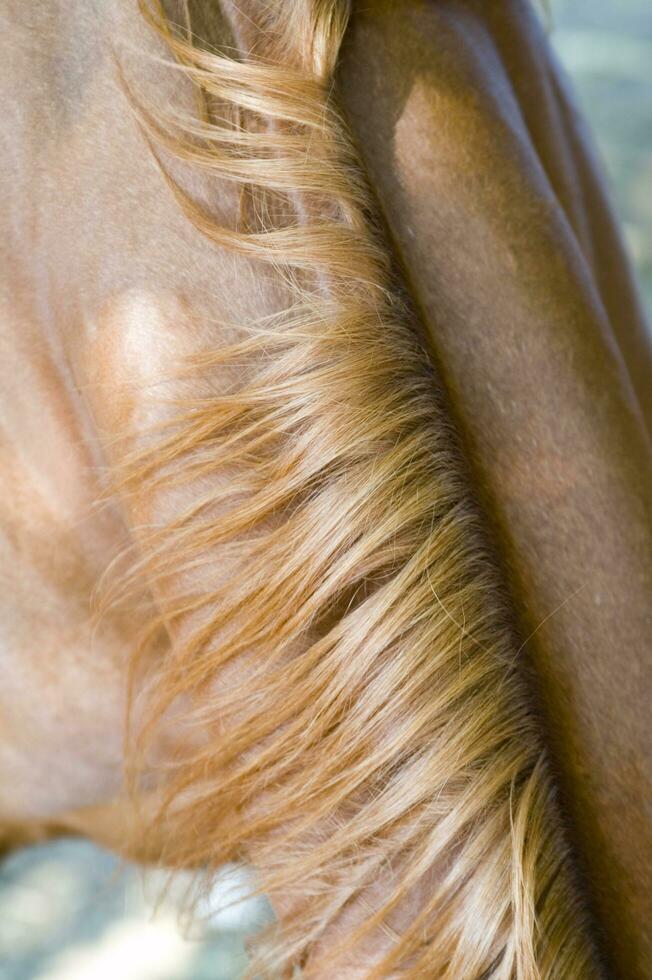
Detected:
left=0, top=0, right=650, bottom=976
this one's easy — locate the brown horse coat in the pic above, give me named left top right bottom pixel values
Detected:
left=338, top=1, right=652, bottom=975
left=1, top=0, right=650, bottom=974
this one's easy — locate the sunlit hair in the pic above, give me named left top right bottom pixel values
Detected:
left=113, top=1, right=601, bottom=975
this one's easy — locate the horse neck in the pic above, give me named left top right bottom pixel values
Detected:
left=3, top=2, right=604, bottom=975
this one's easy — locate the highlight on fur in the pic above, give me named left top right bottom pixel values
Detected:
left=109, top=1, right=603, bottom=975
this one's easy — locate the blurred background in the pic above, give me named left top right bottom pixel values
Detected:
left=1, top=2, right=650, bottom=978
left=552, top=0, right=652, bottom=312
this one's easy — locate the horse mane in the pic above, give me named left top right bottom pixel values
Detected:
left=112, top=1, right=601, bottom=974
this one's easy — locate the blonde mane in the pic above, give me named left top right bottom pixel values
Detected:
left=113, top=1, right=602, bottom=975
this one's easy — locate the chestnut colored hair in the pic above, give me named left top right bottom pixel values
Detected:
left=114, top=2, right=600, bottom=975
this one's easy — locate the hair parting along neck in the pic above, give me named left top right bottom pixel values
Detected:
left=113, top=2, right=604, bottom=975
